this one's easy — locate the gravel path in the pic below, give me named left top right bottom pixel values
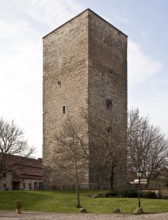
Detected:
left=0, top=211, right=168, bottom=220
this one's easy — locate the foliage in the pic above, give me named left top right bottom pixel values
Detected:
left=105, top=191, right=119, bottom=197
left=0, top=190, right=168, bottom=214
left=120, top=190, right=157, bottom=199
left=120, top=189, right=138, bottom=198
left=141, top=191, right=157, bottom=199
left=94, top=190, right=157, bottom=199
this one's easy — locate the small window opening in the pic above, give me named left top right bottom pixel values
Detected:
left=58, top=81, right=61, bottom=87
left=106, top=99, right=112, bottom=109
left=63, top=106, right=66, bottom=114
left=107, top=127, right=111, bottom=133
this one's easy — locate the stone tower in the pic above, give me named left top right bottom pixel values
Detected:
left=43, top=9, right=127, bottom=190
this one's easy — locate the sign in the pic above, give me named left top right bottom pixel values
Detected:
left=130, top=179, right=147, bottom=185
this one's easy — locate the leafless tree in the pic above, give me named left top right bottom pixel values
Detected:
left=127, top=109, right=168, bottom=187
left=0, top=117, right=34, bottom=178
left=53, top=109, right=127, bottom=193
left=53, top=117, right=89, bottom=207
left=89, top=118, right=127, bottom=191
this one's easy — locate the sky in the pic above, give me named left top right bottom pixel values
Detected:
left=0, top=0, right=168, bottom=158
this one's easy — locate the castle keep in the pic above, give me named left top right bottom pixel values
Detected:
left=43, top=9, right=127, bottom=189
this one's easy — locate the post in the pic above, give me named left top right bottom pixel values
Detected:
left=138, top=176, right=141, bottom=207
left=136, top=169, right=143, bottom=210
left=134, top=169, right=143, bottom=214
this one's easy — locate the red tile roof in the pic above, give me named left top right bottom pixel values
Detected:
left=1, top=154, right=43, bottom=180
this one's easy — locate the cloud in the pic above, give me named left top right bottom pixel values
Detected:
left=128, top=40, right=164, bottom=84
left=128, top=77, right=168, bottom=138
left=0, top=33, right=42, bottom=153
left=128, top=44, right=168, bottom=137
left=0, top=0, right=84, bottom=157
left=8, top=0, right=83, bottom=29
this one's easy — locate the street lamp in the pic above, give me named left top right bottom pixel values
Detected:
left=137, top=169, right=143, bottom=208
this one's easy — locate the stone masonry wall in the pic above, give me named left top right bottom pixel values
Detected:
left=87, top=12, right=127, bottom=189
left=43, top=9, right=127, bottom=189
left=43, top=11, right=89, bottom=188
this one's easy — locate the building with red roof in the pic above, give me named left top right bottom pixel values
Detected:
left=0, top=154, right=43, bottom=190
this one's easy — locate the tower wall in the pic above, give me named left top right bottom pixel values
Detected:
left=43, top=11, right=89, bottom=188
left=88, top=12, right=127, bottom=189
left=43, top=9, right=127, bottom=190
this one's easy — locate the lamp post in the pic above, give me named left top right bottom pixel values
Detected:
left=137, top=169, right=143, bottom=208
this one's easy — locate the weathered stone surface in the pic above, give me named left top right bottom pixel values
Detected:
left=134, top=207, right=144, bottom=214
left=80, top=208, right=87, bottom=213
left=43, top=9, right=127, bottom=190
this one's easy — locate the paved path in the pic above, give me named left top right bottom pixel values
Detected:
left=0, top=211, right=168, bottom=220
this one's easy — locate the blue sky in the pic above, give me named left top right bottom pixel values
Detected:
left=0, top=0, right=168, bottom=157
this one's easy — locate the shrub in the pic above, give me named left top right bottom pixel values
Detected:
left=105, top=192, right=119, bottom=197
left=120, top=189, right=138, bottom=198
left=142, top=191, right=157, bottom=198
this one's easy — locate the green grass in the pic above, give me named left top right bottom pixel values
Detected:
left=0, top=190, right=168, bottom=214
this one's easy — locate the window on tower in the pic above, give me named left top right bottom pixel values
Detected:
left=58, top=81, right=61, bottom=87
left=63, top=106, right=66, bottom=114
left=106, top=99, right=112, bottom=109
left=107, top=127, right=111, bottom=133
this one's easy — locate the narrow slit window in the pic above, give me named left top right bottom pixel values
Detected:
left=107, top=127, right=111, bottom=133
left=58, top=81, right=61, bottom=87
left=63, top=106, right=66, bottom=114
left=106, top=99, right=112, bottom=109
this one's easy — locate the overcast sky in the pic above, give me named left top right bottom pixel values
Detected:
left=0, top=0, right=168, bottom=157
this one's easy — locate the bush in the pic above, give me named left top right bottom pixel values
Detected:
left=120, top=189, right=138, bottom=198
left=142, top=191, right=157, bottom=198
left=105, top=192, right=119, bottom=197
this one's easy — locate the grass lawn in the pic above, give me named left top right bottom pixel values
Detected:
left=0, top=190, right=168, bottom=214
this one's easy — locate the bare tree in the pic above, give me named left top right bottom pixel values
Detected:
left=89, top=119, right=127, bottom=191
left=52, top=112, right=127, bottom=195
left=127, top=109, right=168, bottom=187
left=0, top=117, right=34, bottom=178
left=53, top=117, right=89, bottom=208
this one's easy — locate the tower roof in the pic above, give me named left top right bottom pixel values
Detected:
left=43, top=8, right=127, bottom=39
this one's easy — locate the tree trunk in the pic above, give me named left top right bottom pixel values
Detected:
left=110, top=167, right=115, bottom=191
left=75, top=162, right=81, bottom=208
left=110, top=175, right=114, bottom=191
left=76, top=182, right=81, bottom=208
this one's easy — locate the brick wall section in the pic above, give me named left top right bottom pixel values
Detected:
left=43, top=9, right=127, bottom=189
